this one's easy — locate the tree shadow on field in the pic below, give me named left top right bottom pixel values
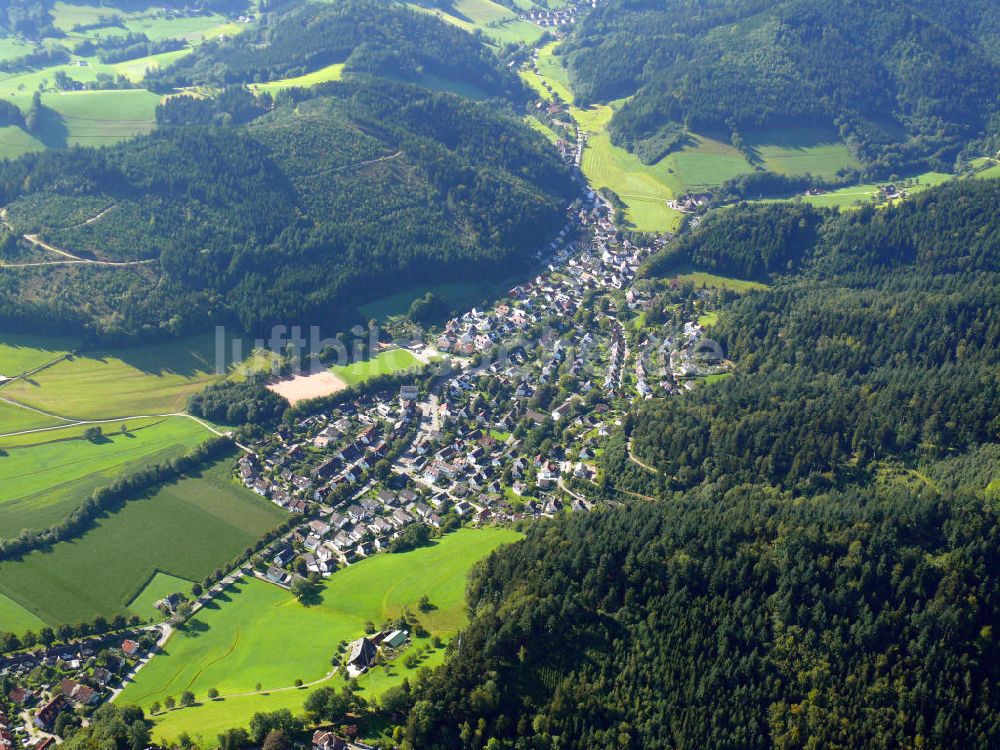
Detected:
left=178, top=619, right=209, bottom=637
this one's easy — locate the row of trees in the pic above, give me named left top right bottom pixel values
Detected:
left=0, top=436, right=235, bottom=561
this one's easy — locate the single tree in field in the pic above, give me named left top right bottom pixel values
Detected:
left=164, top=696, right=176, bottom=711
left=207, top=688, right=219, bottom=700
left=180, top=690, right=195, bottom=707
left=150, top=701, right=161, bottom=715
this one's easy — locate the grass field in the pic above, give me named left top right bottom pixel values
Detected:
left=117, top=528, right=521, bottom=743
left=0, top=333, right=78, bottom=378
left=758, top=169, right=955, bottom=209
left=406, top=0, right=540, bottom=45
left=128, top=571, right=194, bottom=620
left=0, top=416, right=213, bottom=537
left=0, top=591, right=46, bottom=635
left=2, top=333, right=230, bottom=420
left=0, top=453, right=286, bottom=626
left=0, top=125, right=44, bottom=158
left=526, top=116, right=560, bottom=144
left=534, top=41, right=573, bottom=102
left=251, top=63, right=345, bottom=94
left=519, top=69, right=553, bottom=101
left=746, top=126, right=862, bottom=179
left=0, top=402, right=65, bottom=435
left=329, top=349, right=422, bottom=386
left=358, top=277, right=521, bottom=322
left=580, top=128, right=683, bottom=233
left=672, top=270, right=768, bottom=292
left=0, top=87, right=161, bottom=158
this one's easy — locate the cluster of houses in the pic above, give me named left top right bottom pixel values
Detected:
left=1, top=635, right=152, bottom=738
left=521, top=0, right=597, bottom=28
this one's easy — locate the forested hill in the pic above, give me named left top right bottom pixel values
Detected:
left=560, top=0, right=1000, bottom=174
left=626, top=179, right=1000, bottom=494
left=393, top=179, right=1000, bottom=749
left=401, top=482, right=1000, bottom=749
left=0, top=82, right=575, bottom=337
left=144, top=0, right=525, bottom=100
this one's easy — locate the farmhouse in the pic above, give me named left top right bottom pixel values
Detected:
left=346, top=636, right=377, bottom=669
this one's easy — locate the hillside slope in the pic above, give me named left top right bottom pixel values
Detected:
left=145, top=0, right=525, bottom=100
left=0, top=81, right=575, bottom=336
left=561, top=0, right=1000, bottom=174
left=392, top=181, right=1000, bottom=750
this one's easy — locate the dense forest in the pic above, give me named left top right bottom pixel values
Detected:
left=399, top=478, right=1000, bottom=749
left=144, top=0, right=525, bottom=100
left=560, top=0, right=1000, bottom=174
left=391, top=179, right=1000, bottom=749
left=0, top=79, right=575, bottom=338
left=628, top=179, right=1000, bottom=494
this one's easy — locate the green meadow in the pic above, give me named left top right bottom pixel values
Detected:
left=251, top=63, right=345, bottom=94
left=534, top=41, right=573, bottom=102
left=0, top=333, right=78, bottom=378
left=526, top=115, right=560, bottom=144
left=118, top=528, right=521, bottom=744
left=578, top=125, right=683, bottom=233
left=406, top=0, right=541, bottom=46
left=2, top=333, right=230, bottom=420
left=330, top=348, right=422, bottom=386
left=358, top=277, right=521, bottom=322
left=671, top=270, right=768, bottom=292
left=0, top=453, right=286, bottom=626
left=746, top=126, right=862, bottom=179
left=0, top=591, right=46, bottom=635
left=0, top=402, right=65, bottom=435
left=0, top=416, right=212, bottom=537
left=128, top=571, right=194, bottom=620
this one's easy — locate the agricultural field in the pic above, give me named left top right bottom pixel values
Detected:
left=0, top=87, right=161, bottom=158
left=579, top=128, right=683, bottom=233
left=118, top=528, right=522, bottom=745
left=0, top=333, right=78, bottom=378
left=50, top=2, right=243, bottom=42
left=1, top=333, right=231, bottom=420
left=534, top=41, right=573, bottom=102
left=0, top=452, right=287, bottom=626
left=0, top=126, right=44, bottom=158
left=128, top=571, right=194, bottom=620
left=746, top=126, right=862, bottom=179
left=526, top=115, right=560, bottom=144
left=329, top=348, right=422, bottom=386
left=0, top=402, right=65, bottom=435
left=0, top=591, right=46, bottom=635
left=0, top=415, right=213, bottom=537
left=670, top=270, right=769, bottom=292
left=0, top=3, right=249, bottom=159
left=358, top=277, right=521, bottom=322
left=406, top=0, right=542, bottom=46
left=250, top=63, right=344, bottom=94
left=668, top=133, right=754, bottom=191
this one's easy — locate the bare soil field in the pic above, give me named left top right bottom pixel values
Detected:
left=266, top=371, right=347, bottom=404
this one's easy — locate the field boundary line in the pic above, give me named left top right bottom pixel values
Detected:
left=0, top=411, right=233, bottom=443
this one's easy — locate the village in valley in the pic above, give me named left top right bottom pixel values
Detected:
left=0, top=109, right=733, bottom=750
left=0, top=91, right=730, bottom=750
left=0, top=31, right=732, bottom=750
